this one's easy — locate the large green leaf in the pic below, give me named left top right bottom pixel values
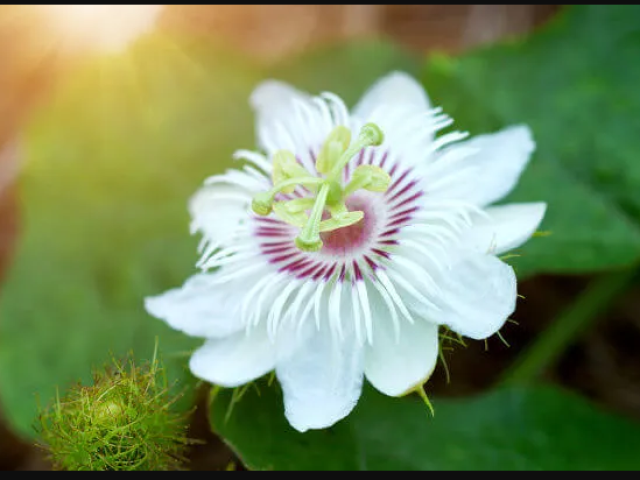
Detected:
left=422, top=5, right=640, bottom=277
left=211, top=382, right=640, bottom=470
left=0, top=34, right=263, bottom=439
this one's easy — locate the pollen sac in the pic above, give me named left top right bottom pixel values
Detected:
left=251, top=192, right=274, bottom=216
left=316, top=125, right=351, bottom=174
left=351, top=164, right=392, bottom=193
left=273, top=200, right=309, bottom=227
left=319, top=210, right=364, bottom=232
left=272, top=150, right=310, bottom=194
left=279, top=197, right=315, bottom=213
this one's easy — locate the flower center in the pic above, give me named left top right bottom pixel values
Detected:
left=251, top=123, right=390, bottom=252
left=320, top=195, right=374, bottom=255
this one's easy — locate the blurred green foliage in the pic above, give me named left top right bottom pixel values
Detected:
left=0, top=35, right=263, bottom=438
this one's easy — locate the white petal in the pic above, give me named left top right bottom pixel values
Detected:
left=428, top=125, right=536, bottom=207
left=250, top=80, right=310, bottom=120
left=364, top=316, right=439, bottom=397
left=463, top=202, right=547, bottom=255
left=350, top=72, right=450, bottom=169
left=249, top=80, right=332, bottom=164
left=189, top=326, right=276, bottom=388
left=353, top=71, right=430, bottom=119
left=188, top=182, right=252, bottom=248
left=275, top=325, right=364, bottom=432
left=250, top=81, right=309, bottom=142
left=412, top=253, right=517, bottom=340
left=145, top=274, right=243, bottom=339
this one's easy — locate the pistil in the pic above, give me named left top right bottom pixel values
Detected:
left=251, top=123, right=388, bottom=252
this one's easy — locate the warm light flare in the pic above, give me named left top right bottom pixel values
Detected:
left=39, top=5, right=164, bottom=54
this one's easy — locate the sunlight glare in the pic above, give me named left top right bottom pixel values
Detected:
left=39, top=5, right=164, bottom=54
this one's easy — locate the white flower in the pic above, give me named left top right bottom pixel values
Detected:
left=145, top=72, right=546, bottom=432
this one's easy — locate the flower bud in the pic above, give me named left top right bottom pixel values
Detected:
left=36, top=353, right=192, bottom=471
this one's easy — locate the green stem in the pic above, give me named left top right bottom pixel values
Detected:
left=498, top=268, right=637, bottom=387
left=329, top=141, right=368, bottom=181
left=296, top=183, right=330, bottom=244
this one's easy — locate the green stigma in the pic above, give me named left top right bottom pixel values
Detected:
left=252, top=192, right=275, bottom=216
left=251, top=122, right=388, bottom=252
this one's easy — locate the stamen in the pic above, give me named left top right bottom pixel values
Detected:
left=272, top=150, right=312, bottom=193
left=319, top=210, right=364, bottom=232
left=251, top=121, right=388, bottom=252
left=272, top=201, right=309, bottom=227
left=328, top=123, right=384, bottom=179
left=344, top=165, right=391, bottom=197
left=315, top=126, right=351, bottom=174
left=251, top=176, right=323, bottom=216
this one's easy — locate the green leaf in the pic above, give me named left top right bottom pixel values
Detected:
left=211, top=382, right=640, bottom=470
left=0, top=34, right=263, bottom=439
left=422, top=5, right=640, bottom=277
